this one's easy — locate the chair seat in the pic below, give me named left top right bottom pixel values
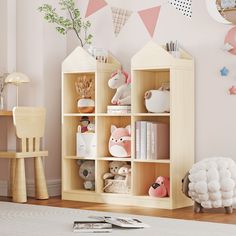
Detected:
left=0, top=151, right=48, bottom=159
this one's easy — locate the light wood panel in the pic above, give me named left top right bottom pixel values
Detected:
left=0, top=111, right=12, bottom=116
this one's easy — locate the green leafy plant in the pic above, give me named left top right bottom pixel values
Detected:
left=38, top=0, right=92, bottom=47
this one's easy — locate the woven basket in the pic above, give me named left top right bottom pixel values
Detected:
left=104, top=179, right=131, bottom=194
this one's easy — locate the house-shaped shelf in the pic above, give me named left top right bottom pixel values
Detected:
left=62, top=46, right=121, bottom=114
left=131, top=41, right=194, bottom=70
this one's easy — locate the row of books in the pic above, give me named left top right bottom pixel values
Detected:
left=135, top=121, right=169, bottom=160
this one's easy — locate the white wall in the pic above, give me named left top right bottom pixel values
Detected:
left=0, top=0, right=66, bottom=187
left=1, top=0, right=236, bottom=194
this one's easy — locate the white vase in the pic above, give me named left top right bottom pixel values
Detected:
left=77, top=97, right=95, bottom=113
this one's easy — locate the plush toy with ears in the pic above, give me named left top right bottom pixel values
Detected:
left=108, top=125, right=131, bottom=158
left=77, top=160, right=95, bottom=190
left=149, top=176, right=170, bottom=197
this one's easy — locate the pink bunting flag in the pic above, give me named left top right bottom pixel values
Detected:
left=85, top=0, right=107, bottom=18
left=111, top=7, right=133, bottom=37
left=138, top=6, right=161, bottom=37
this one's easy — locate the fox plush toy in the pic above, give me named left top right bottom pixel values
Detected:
left=109, top=125, right=131, bottom=158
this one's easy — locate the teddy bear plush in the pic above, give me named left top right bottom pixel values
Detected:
left=77, top=160, right=95, bottom=190
left=103, top=161, right=127, bottom=180
left=149, top=176, right=170, bottom=197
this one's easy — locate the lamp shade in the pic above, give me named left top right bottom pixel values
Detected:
left=5, top=72, right=30, bottom=85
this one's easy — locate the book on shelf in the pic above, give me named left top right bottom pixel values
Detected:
left=135, top=121, right=169, bottom=160
left=89, top=216, right=150, bottom=228
left=73, top=221, right=112, bottom=233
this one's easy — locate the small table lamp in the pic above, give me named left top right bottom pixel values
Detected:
left=5, top=72, right=30, bottom=106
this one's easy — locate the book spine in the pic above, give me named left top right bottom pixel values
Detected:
left=146, top=122, right=151, bottom=160
left=135, top=121, right=141, bottom=159
left=140, top=121, right=147, bottom=160
left=151, top=123, right=155, bottom=160
left=154, top=123, right=158, bottom=160
left=156, top=123, right=170, bottom=159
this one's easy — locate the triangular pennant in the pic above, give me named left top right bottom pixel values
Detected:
left=138, top=6, right=161, bottom=37
left=85, top=0, right=107, bottom=17
left=168, top=0, right=192, bottom=18
left=111, top=7, right=132, bottom=37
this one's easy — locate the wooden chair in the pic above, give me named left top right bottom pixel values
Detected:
left=0, top=107, right=49, bottom=203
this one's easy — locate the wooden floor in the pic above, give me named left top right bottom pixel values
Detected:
left=1, top=196, right=236, bottom=224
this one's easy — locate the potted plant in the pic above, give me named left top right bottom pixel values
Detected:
left=38, top=0, right=92, bottom=48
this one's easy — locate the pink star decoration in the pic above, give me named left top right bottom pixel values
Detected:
left=229, top=86, right=236, bottom=95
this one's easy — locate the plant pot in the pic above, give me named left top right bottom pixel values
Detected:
left=77, top=97, right=95, bottom=113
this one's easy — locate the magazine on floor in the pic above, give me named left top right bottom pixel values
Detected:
left=88, top=216, right=150, bottom=228
left=73, top=221, right=112, bottom=233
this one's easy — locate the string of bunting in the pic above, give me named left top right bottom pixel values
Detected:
left=85, top=0, right=192, bottom=37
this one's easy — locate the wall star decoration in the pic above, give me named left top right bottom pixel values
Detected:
left=220, top=67, right=229, bottom=76
left=111, top=7, right=133, bottom=37
left=138, top=6, right=161, bottom=37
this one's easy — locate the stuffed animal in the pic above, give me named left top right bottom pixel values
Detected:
left=109, top=125, right=131, bottom=158
left=103, top=161, right=127, bottom=180
left=182, top=157, right=236, bottom=214
left=118, top=164, right=131, bottom=187
left=149, top=176, right=170, bottom=197
left=77, top=160, right=95, bottom=190
left=108, top=69, right=131, bottom=105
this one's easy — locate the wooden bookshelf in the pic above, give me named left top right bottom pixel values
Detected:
left=61, top=42, right=194, bottom=209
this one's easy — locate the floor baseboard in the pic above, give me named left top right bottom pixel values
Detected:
left=0, top=179, right=61, bottom=197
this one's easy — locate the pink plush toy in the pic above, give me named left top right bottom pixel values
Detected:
left=148, top=176, right=170, bottom=197
left=109, top=125, right=131, bottom=158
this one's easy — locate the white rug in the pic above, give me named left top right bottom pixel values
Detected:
left=0, top=202, right=236, bottom=236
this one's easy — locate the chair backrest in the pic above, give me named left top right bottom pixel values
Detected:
left=13, top=107, right=46, bottom=152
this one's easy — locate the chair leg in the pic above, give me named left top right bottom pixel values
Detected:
left=13, top=158, right=27, bottom=203
left=34, top=157, right=49, bottom=199
left=9, top=159, right=16, bottom=197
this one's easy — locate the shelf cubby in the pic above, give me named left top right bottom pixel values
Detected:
left=97, top=160, right=131, bottom=195
left=132, top=69, right=170, bottom=114
left=132, top=162, right=170, bottom=196
left=63, top=72, right=95, bottom=114
left=62, top=159, right=96, bottom=192
left=97, top=116, right=131, bottom=157
left=63, top=116, right=96, bottom=157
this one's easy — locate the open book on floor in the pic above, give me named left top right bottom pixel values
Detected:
left=73, top=221, right=112, bottom=233
left=88, top=216, right=150, bottom=229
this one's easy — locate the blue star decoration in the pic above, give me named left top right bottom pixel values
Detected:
left=220, top=67, right=229, bottom=77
